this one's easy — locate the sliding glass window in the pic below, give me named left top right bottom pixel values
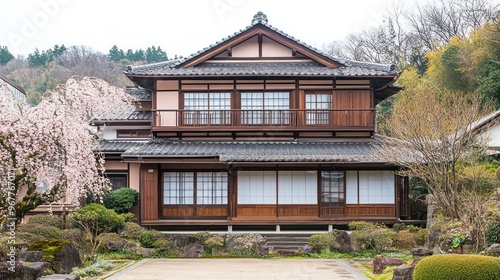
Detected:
left=183, top=92, right=231, bottom=125
left=241, top=92, right=290, bottom=125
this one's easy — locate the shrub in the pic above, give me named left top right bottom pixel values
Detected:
left=194, top=231, right=213, bottom=244
left=103, top=188, right=139, bottom=214
left=395, top=230, right=417, bottom=250
left=413, top=254, right=500, bottom=280
left=18, top=224, right=62, bottom=243
left=205, top=235, right=224, bottom=251
left=139, top=229, right=164, bottom=248
left=121, top=222, right=143, bottom=240
left=486, top=221, right=500, bottom=244
left=309, top=233, right=337, bottom=253
left=69, top=203, right=125, bottom=235
left=27, top=214, right=64, bottom=229
left=349, top=222, right=395, bottom=253
left=71, top=259, right=113, bottom=277
left=225, top=233, right=266, bottom=256
left=61, top=228, right=87, bottom=251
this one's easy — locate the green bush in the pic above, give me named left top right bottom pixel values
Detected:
left=349, top=222, right=395, bottom=253
left=103, top=188, right=139, bottom=214
left=61, top=228, right=87, bottom=251
left=486, top=221, right=500, bottom=244
left=194, top=231, right=213, bottom=244
left=69, top=203, right=126, bottom=235
left=121, top=222, right=143, bottom=240
left=139, top=229, right=164, bottom=248
left=309, top=233, right=337, bottom=253
left=18, top=224, right=62, bottom=243
left=27, top=214, right=64, bottom=229
left=413, top=254, right=500, bottom=280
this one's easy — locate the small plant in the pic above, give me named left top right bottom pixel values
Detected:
left=309, top=233, right=337, bottom=253
left=349, top=222, right=395, bottom=253
left=395, top=230, right=417, bottom=250
left=71, top=259, right=113, bottom=277
left=194, top=231, right=213, bottom=244
left=486, top=221, right=500, bottom=244
left=103, top=188, right=139, bottom=214
left=205, top=235, right=225, bottom=253
left=139, top=229, right=164, bottom=248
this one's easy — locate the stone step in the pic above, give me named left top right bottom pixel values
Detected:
left=264, top=234, right=314, bottom=251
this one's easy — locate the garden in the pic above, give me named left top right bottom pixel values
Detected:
left=1, top=186, right=499, bottom=280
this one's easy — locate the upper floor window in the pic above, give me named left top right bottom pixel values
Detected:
left=183, top=92, right=231, bottom=125
left=241, top=92, right=290, bottom=125
left=306, top=93, right=332, bottom=125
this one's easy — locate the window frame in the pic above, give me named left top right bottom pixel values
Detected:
left=162, top=171, right=229, bottom=206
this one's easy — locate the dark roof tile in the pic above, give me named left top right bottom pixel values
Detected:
left=121, top=136, right=391, bottom=163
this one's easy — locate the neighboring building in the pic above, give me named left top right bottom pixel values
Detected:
left=0, top=74, right=28, bottom=103
left=469, top=109, right=500, bottom=154
left=101, top=12, right=408, bottom=230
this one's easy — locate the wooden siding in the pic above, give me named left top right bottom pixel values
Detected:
left=140, top=165, right=159, bottom=221
left=345, top=204, right=396, bottom=216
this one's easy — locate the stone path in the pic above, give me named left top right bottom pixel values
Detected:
left=106, top=258, right=369, bottom=280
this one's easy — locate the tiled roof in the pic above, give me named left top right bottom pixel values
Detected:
left=99, top=140, right=146, bottom=154
left=121, top=136, right=392, bottom=163
left=127, top=111, right=152, bottom=121
left=125, top=87, right=151, bottom=101
left=124, top=13, right=398, bottom=78
left=126, top=61, right=396, bottom=77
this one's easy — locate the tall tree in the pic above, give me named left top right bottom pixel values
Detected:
left=381, top=78, right=493, bottom=221
left=108, top=45, right=124, bottom=62
left=0, top=46, right=14, bottom=65
left=0, top=76, right=135, bottom=222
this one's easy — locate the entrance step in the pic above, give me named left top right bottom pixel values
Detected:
left=263, top=233, right=314, bottom=251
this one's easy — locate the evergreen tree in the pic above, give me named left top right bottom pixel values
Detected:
left=108, top=45, right=125, bottom=62
left=0, top=46, right=14, bottom=65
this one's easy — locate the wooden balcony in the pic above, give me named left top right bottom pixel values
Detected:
left=152, top=109, right=376, bottom=136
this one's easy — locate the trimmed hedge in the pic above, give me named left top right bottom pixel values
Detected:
left=413, top=254, right=500, bottom=280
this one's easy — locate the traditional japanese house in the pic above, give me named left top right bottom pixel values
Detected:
left=102, top=12, right=408, bottom=230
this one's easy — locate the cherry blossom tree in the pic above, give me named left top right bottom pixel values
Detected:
left=0, top=76, right=135, bottom=223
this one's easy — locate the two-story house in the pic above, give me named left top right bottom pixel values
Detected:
left=102, top=12, right=408, bottom=231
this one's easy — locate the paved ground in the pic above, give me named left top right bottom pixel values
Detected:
left=106, top=258, right=369, bottom=280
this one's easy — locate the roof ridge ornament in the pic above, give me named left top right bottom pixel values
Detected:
left=252, top=11, right=268, bottom=25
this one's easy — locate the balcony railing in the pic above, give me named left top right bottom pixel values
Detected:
left=152, top=109, right=376, bottom=129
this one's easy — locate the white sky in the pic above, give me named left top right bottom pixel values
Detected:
left=1, top=0, right=416, bottom=58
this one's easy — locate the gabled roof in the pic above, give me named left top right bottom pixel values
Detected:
left=125, top=12, right=398, bottom=78
left=469, top=110, right=500, bottom=134
left=121, top=136, right=393, bottom=163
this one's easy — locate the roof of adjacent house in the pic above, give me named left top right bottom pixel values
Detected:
left=124, top=12, right=398, bottom=78
left=120, top=136, right=392, bottom=163
left=99, top=140, right=147, bottom=154
left=125, top=87, right=151, bottom=101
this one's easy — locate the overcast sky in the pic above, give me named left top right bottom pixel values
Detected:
left=1, top=0, right=418, bottom=58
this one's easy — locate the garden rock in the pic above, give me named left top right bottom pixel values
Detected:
left=40, top=274, right=81, bottom=280
left=256, top=245, right=269, bottom=256
left=392, top=265, right=413, bottom=280
left=134, top=246, right=154, bottom=256
left=373, top=255, right=406, bottom=274
left=431, top=245, right=443, bottom=255
left=18, top=251, right=43, bottom=262
left=485, top=243, right=500, bottom=257
left=332, top=230, right=352, bottom=253
left=410, top=247, right=432, bottom=262
left=125, top=241, right=138, bottom=250
left=55, top=241, right=82, bottom=273
left=0, top=261, right=51, bottom=280
left=182, top=243, right=204, bottom=258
